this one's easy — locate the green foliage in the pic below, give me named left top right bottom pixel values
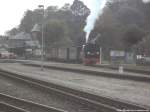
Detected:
left=8, top=0, right=90, bottom=48
left=19, top=10, right=35, bottom=33
left=6, top=28, right=19, bottom=36
left=123, top=25, right=146, bottom=48
left=43, top=20, right=66, bottom=46
left=92, top=0, right=150, bottom=55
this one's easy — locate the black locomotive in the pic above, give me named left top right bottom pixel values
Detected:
left=82, top=43, right=100, bottom=65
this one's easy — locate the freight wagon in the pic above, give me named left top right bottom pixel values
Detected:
left=45, top=47, right=82, bottom=63
left=45, top=43, right=101, bottom=65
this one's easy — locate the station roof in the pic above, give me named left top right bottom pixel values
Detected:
left=9, top=32, right=31, bottom=40
left=31, top=24, right=41, bottom=32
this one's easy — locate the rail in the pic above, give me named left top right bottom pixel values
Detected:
left=0, top=92, right=67, bottom=112
left=0, top=69, right=149, bottom=112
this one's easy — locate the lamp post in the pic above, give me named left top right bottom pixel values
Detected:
left=38, top=5, right=44, bottom=71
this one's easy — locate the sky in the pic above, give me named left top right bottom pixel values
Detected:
left=84, top=0, right=106, bottom=40
left=0, top=0, right=149, bottom=35
left=0, top=0, right=98, bottom=35
left=143, top=0, right=150, bottom=3
left=0, top=0, right=72, bottom=35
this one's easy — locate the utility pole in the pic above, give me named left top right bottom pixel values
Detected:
left=38, top=5, right=44, bottom=71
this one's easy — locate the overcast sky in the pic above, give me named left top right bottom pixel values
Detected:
left=1, top=0, right=149, bottom=35
left=0, top=0, right=95, bottom=35
left=143, top=0, right=150, bottom=3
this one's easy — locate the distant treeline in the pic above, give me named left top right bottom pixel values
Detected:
left=6, top=0, right=90, bottom=49
left=91, top=0, right=150, bottom=57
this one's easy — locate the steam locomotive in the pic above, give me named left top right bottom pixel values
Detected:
left=46, top=34, right=101, bottom=65
left=82, top=43, right=100, bottom=65
left=45, top=43, right=100, bottom=65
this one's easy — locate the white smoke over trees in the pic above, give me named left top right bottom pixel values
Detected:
left=83, top=0, right=107, bottom=41
left=91, top=0, right=150, bottom=56
left=83, top=0, right=149, bottom=42
left=143, top=0, right=150, bottom=3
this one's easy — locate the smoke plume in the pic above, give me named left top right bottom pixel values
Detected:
left=84, top=0, right=107, bottom=42
left=143, top=0, right=150, bottom=3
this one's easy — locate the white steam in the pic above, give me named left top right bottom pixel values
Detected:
left=143, top=0, right=150, bottom=3
left=84, top=0, right=107, bottom=41
left=83, top=0, right=149, bottom=42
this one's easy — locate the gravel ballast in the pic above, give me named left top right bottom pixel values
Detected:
left=0, top=63, right=150, bottom=108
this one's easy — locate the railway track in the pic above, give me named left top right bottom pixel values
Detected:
left=0, top=69, right=149, bottom=112
left=1, top=59, right=150, bottom=83
left=93, top=64, right=150, bottom=76
left=0, top=102, right=28, bottom=112
left=23, top=62, right=150, bottom=83
left=1, top=59, right=150, bottom=76
left=0, top=92, right=66, bottom=112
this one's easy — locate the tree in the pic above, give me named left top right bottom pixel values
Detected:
left=123, top=25, right=146, bottom=50
left=43, top=20, right=66, bottom=48
left=10, top=0, right=90, bottom=48
left=61, top=3, right=71, bottom=11
left=44, top=0, right=90, bottom=46
left=70, top=0, right=90, bottom=46
left=19, top=10, right=35, bottom=33
left=71, top=0, right=90, bottom=17
left=6, top=28, right=19, bottom=36
left=92, top=0, right=150, bottom=54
